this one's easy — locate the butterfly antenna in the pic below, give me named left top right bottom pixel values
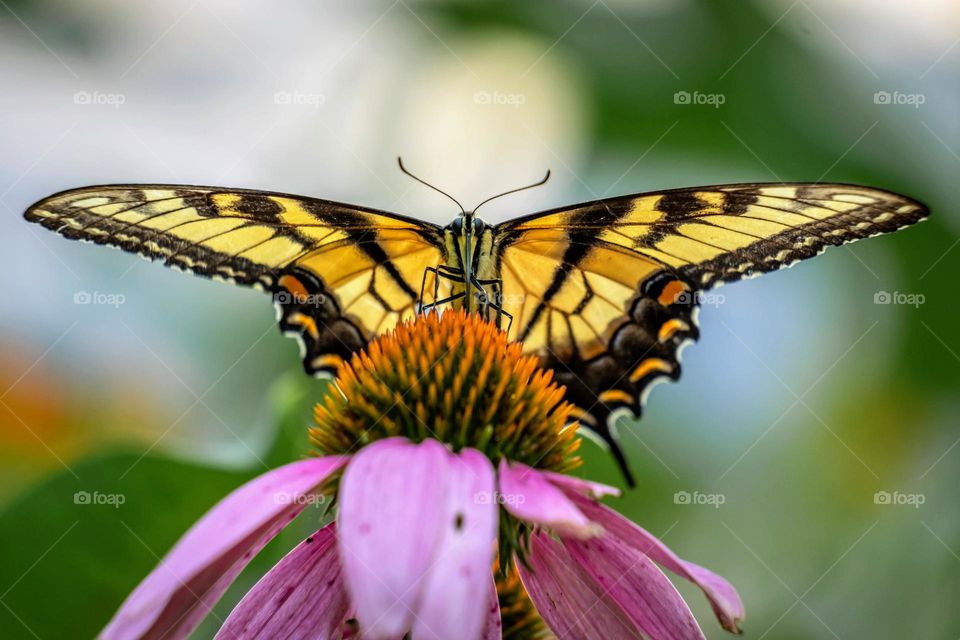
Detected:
left=473, top=169, right=551, bottom=215
left=397, top=157, right=465, bottom=214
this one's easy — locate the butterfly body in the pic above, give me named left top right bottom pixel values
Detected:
left=25, top=181, right=927, bottom=484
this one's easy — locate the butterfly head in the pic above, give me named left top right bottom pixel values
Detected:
left=448, top=212, right=486, bottom=236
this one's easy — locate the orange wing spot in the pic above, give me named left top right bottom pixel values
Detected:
left=599, top=389, right=633, bottom=406
left=657, top=319, right=690, bottom=342
left=279, top=274, right=310, bottom=303
left=289, top=312, right=320, bottom=341
left=658, top=279, right=689, bottom=306
left=312, top=354, right=345, bottom=371
left=629, top=358, right=673, bottom=383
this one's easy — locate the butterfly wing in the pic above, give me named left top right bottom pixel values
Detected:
left=495, top=183, right=927, bottom=480
left=25, top=185, right=445, bottom=374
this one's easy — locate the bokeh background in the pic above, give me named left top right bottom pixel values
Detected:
left=1, top=1, right=958, bottom=638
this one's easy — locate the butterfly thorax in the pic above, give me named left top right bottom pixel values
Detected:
left=442, top=213, right=497, bottom=312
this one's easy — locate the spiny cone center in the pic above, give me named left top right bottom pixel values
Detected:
left=311, top=310, right=581, bottom=472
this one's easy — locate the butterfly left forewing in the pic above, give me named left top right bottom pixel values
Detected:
left=25, top=184, right=445, bottom=375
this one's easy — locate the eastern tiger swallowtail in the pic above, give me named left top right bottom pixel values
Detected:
left=24, top=165, right=927, bottom=484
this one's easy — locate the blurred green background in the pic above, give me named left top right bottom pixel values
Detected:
left=1, top=1, right=957, bottom=638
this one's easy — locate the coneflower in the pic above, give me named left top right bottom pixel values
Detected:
left=101, top=311, right=743, bottom=639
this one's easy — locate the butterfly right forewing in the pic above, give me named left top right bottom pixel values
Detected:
left=493, top=183, right=927, bottom=482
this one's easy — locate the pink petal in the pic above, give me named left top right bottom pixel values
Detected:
left=482, top=575, right=502, bottom=640
left=572, top=495, right=745, bottom=633
left=412, top=448, right=498, bottom=640
left=340, top=438, right=498, bottom=639
left=516, top=532, right=645, bottom=639
left=565, top=533, right=706, bottom=640
left=497, top=459, right=601, bottom=539
left=101, top=456, right=347, bottom=640
left=540, top=470, right=621, bottom=499
left=214, top=524, right=349, bottom=639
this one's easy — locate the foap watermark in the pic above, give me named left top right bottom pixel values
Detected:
left=874, top=490, right=925, bottom=509
left=274, top=491, right=329, bottom=506
left=873, top=90, right=925, bottom=108
left=74, top=490, right=126, bottom=508
left=73, top=90, right=126, bottom=108
left=874, top=290, right=924, bottom=308
left=74, top=290, right=126, bottom=308
left=474, top=90, right=526, bottom=108
left=673, top=90, right=725, bottom=108
left=474, top=490, right=526, bottom=506
left=472, top=291, right=526, bottom=308
left=675, top=290, right=726, bottom=308
left=274, top=290, right=327, bottom=306
left=674, top=490, right=725, bottom=508
left=274, top=90, right=326, bottom=109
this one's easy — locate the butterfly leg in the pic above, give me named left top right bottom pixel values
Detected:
left=470, top=275, right=513, bottom=332
left=428, top=292, right=467, bottom=308
left=487, top=280, right=505, bottom=329
left=419, top=264, right=466, bottom=314
left=418, top=266, right=439, bottom=314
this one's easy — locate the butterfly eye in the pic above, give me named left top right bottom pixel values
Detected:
left=472, top=218, right=485, bottom=234
left=450, top=218, right=463, bottom=233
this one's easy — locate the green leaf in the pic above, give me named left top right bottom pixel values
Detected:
left=0, top=372, right=340, bottom=640
left=0, top=453, right=251, bottom=640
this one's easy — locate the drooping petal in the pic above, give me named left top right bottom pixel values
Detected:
left=565, top=533, right=706, bottom=640
left=412, top=448, right=498, bottom=640
left=101, top=456, right=348, bottom=640
left=215, top=524, right=349, bottom=639
left=497, top=459, right=601, bottom=539
left=571, top=495, right=745, bottom=633
left=540, top=470, right=621, bottom=499
left=338, top=438, right=451, bottom=638
left=516, top=532, right=645, bottom=639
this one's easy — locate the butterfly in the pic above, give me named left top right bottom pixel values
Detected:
left=24, top=162, right=927, bottom=484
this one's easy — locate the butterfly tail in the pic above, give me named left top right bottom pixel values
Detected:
left=605, top=426, right=637, bottom=488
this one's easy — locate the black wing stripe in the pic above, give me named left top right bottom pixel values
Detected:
left=517, top=203, right=637, bottom=341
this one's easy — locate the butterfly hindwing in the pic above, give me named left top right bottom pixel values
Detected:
left=495, top=183, right=927, bottom=474
left=25, top=185, right=445, bottom=375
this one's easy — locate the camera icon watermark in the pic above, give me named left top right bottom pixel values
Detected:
left=673, top=90, right=725, bottom=108
left=874, top=490, right=924, bottom=508
left=73, top=90, right=126, bottom=109
left=873, top=90, right=925, bottom=108
left=874, top=290, right=924, bottom=308
left=473, top=90, right=526, bottom=108
left=74, top=290, right=126, bottom=308
left=274, top=90, right=326, bottom=109
left=674, top=490, right=726, bottom=508
left=74, top=490, right=126, bottom=508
